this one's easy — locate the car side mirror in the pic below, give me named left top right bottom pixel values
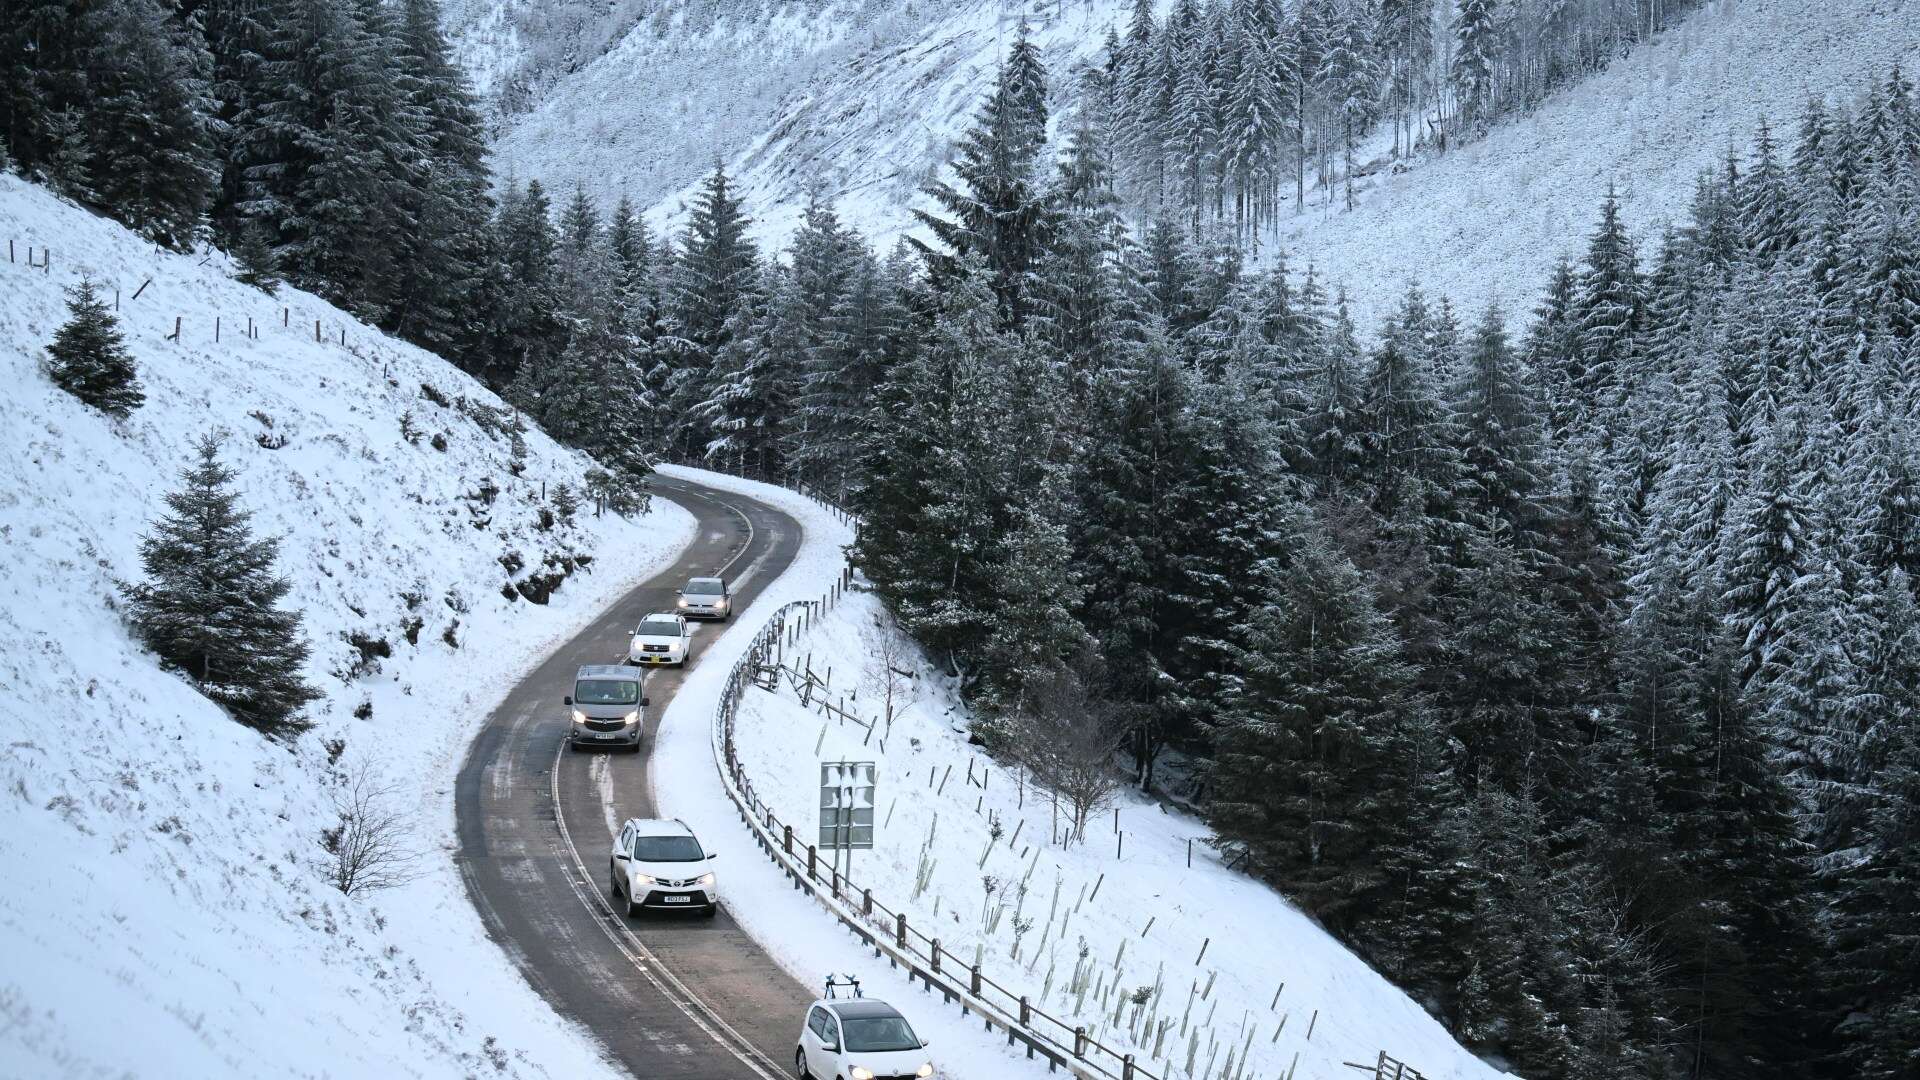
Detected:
left=674, top=588, right=682, bottom=595
left=641, top=696, right=651, bottom=707
left=707, top=853, right=718, bottom=860
left=563, top=695, right=573, bottom=706
left=614, top=851, right=629, bottom=861
left=822, top=1040, right=837, bottom=1053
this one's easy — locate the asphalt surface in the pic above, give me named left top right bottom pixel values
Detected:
left=454, top=475, right=815, bottom=1079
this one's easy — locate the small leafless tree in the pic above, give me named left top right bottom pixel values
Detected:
left=320, top=760, right=420, bottom=896
left=863, top=626, right=913, bottom=733
left=1004, top=658, right=1127, bottom=847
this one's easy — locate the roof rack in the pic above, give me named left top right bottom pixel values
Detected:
left=824, top=974, right=862, bottom=1000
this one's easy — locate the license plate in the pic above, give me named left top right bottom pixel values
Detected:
left=595, top=733, right=618, bottom=740
left=662, top=895, right=691, bottom=904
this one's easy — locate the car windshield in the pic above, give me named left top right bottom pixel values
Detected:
left=575, top=679, right=639, bottom=705
left=840, top=1016, right=920, bottom=1052
left=635, top=620, right=681, bottom=638
left=685, top=580, right=724, bottom=595
left=633, top=835, right=705, bottom=862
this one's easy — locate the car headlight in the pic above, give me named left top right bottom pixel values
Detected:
left=917, top=1066, right=935, bottom=1078
left=696, top=873, right=715, bottom=886
left=632, top=873, right=656, bottom=886
left=677, top=597, right=689, bottom=607
left=849, top=1069, right=874, bottom=1080
left=622, top=710, right=640, bottom=726
left=570, top=709, right=586, bottom=724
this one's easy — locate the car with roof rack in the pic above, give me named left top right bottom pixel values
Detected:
left=796, top=976, right=935, bottom=1080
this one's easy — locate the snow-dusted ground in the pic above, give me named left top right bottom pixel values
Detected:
left=1277, top=0, right=1920, bottom=329
left=467, top=0, right=1919, bottom=333
left=457, top=0, right=1128, bottom=241
left=0, top=173, right=698, bottom=1079
left=647, top=467, right=1101, bottom=1080
left=647, top=474, right=1508, bottom=1080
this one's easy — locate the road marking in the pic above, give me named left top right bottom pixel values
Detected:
left=541, top=480, right=786, bottom=1080
left=591, top=751, right=620, bottom=841
left=710, top=495, right=757, bottom=578
left=549, top=736, right=785, bottom=1080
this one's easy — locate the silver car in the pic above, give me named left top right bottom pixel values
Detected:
left=566, top=664, right=648, bottom=751
left=676, top=576, right=732, bottom=621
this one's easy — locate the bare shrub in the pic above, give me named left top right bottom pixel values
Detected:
left=1003, top=655, right=1127, bottom=847
left=320, top=761, right=419, bottom=896
left=863, top=626, right=913, bottom=733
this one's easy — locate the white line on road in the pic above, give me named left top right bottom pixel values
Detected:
left=548, top=735, right=785, bottom=1080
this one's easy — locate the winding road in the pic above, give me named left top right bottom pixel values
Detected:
left=455, top=475, right=814, bottom=1079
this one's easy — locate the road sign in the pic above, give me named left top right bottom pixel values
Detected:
left=819, top=761, right=876, bottom=851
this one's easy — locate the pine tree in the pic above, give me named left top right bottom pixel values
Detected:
left=121, top=433, right=319, bottom=736
left=912, top=32, right=1051, bottom=328
left=83, top=0, right=219, bottom=248
left=43, top=275, right=144, bottom=418
left=1210, top=521, right=1417, bottom=932
left=1568, top=185, right=1641, bottom=434
left=1316, top=6, right=1376, bottom=211
left=1452, top=301, right=1544, bottom=531
left=675, top=163, right=759, bottom=353
left=1451, top=0, right=1499, bottom=126
left=1828, top=692, right=1920, bottom=1078
left=233, top=219, right=281, bottom=294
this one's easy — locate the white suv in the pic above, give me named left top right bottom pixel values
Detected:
left=610, top=818, right=719, bottom=917
left=796, top=997, right=934, bottom=1080
left=627, top=612, right=691, bottom=666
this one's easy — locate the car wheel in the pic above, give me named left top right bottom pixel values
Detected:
left=703, top=903, right=719, bottom=919
left=624, top=886, right=639, bottom=919
left=568, top=739, right=583, bottom=753
left=610, top=870, right=622, bottom=900
left=794, top=1049, right=810, bottom=1079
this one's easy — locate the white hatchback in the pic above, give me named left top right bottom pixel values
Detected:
left=796, top=998, right=934, bottom=1080
left=627, top=612, right=691, bottom=666
left=609, top=818, right=719, bottom=917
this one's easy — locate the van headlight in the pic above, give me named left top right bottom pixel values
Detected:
left=622, top=710, right=640, bottom=726
left=571, top=709, right=586, bottom=724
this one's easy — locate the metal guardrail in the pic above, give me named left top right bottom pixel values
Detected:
left=705, top=568, right=1162, bottom=1080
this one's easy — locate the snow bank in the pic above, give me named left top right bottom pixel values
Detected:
left=0, top=173, right=696, bottom=1079
left=717, top=584, right=1512, bottom=1080
left=649, top=466, right=1093, bottom=1079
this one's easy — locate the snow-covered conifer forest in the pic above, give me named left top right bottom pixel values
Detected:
left=3, top=0, right=1919, bottom=1076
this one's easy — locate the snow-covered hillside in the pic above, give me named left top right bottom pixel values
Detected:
left=0, top=174, right=696, bottom=1079
left=718, top=579, right=1511, bottom=1080
left=459, top=0, right=1126, bottom=239
left=1280, top=0, right=1920, bottom=329
left=467, top=0, right=1919, bottom=330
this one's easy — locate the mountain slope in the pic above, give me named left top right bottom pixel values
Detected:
left=0, top=174, right=694, bottom=1079
left=1277, top=0, right=1920, bottom=329
left=466, top=0, right=1920, bottom=329
left=458, top=0, right=1124, bottom=237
